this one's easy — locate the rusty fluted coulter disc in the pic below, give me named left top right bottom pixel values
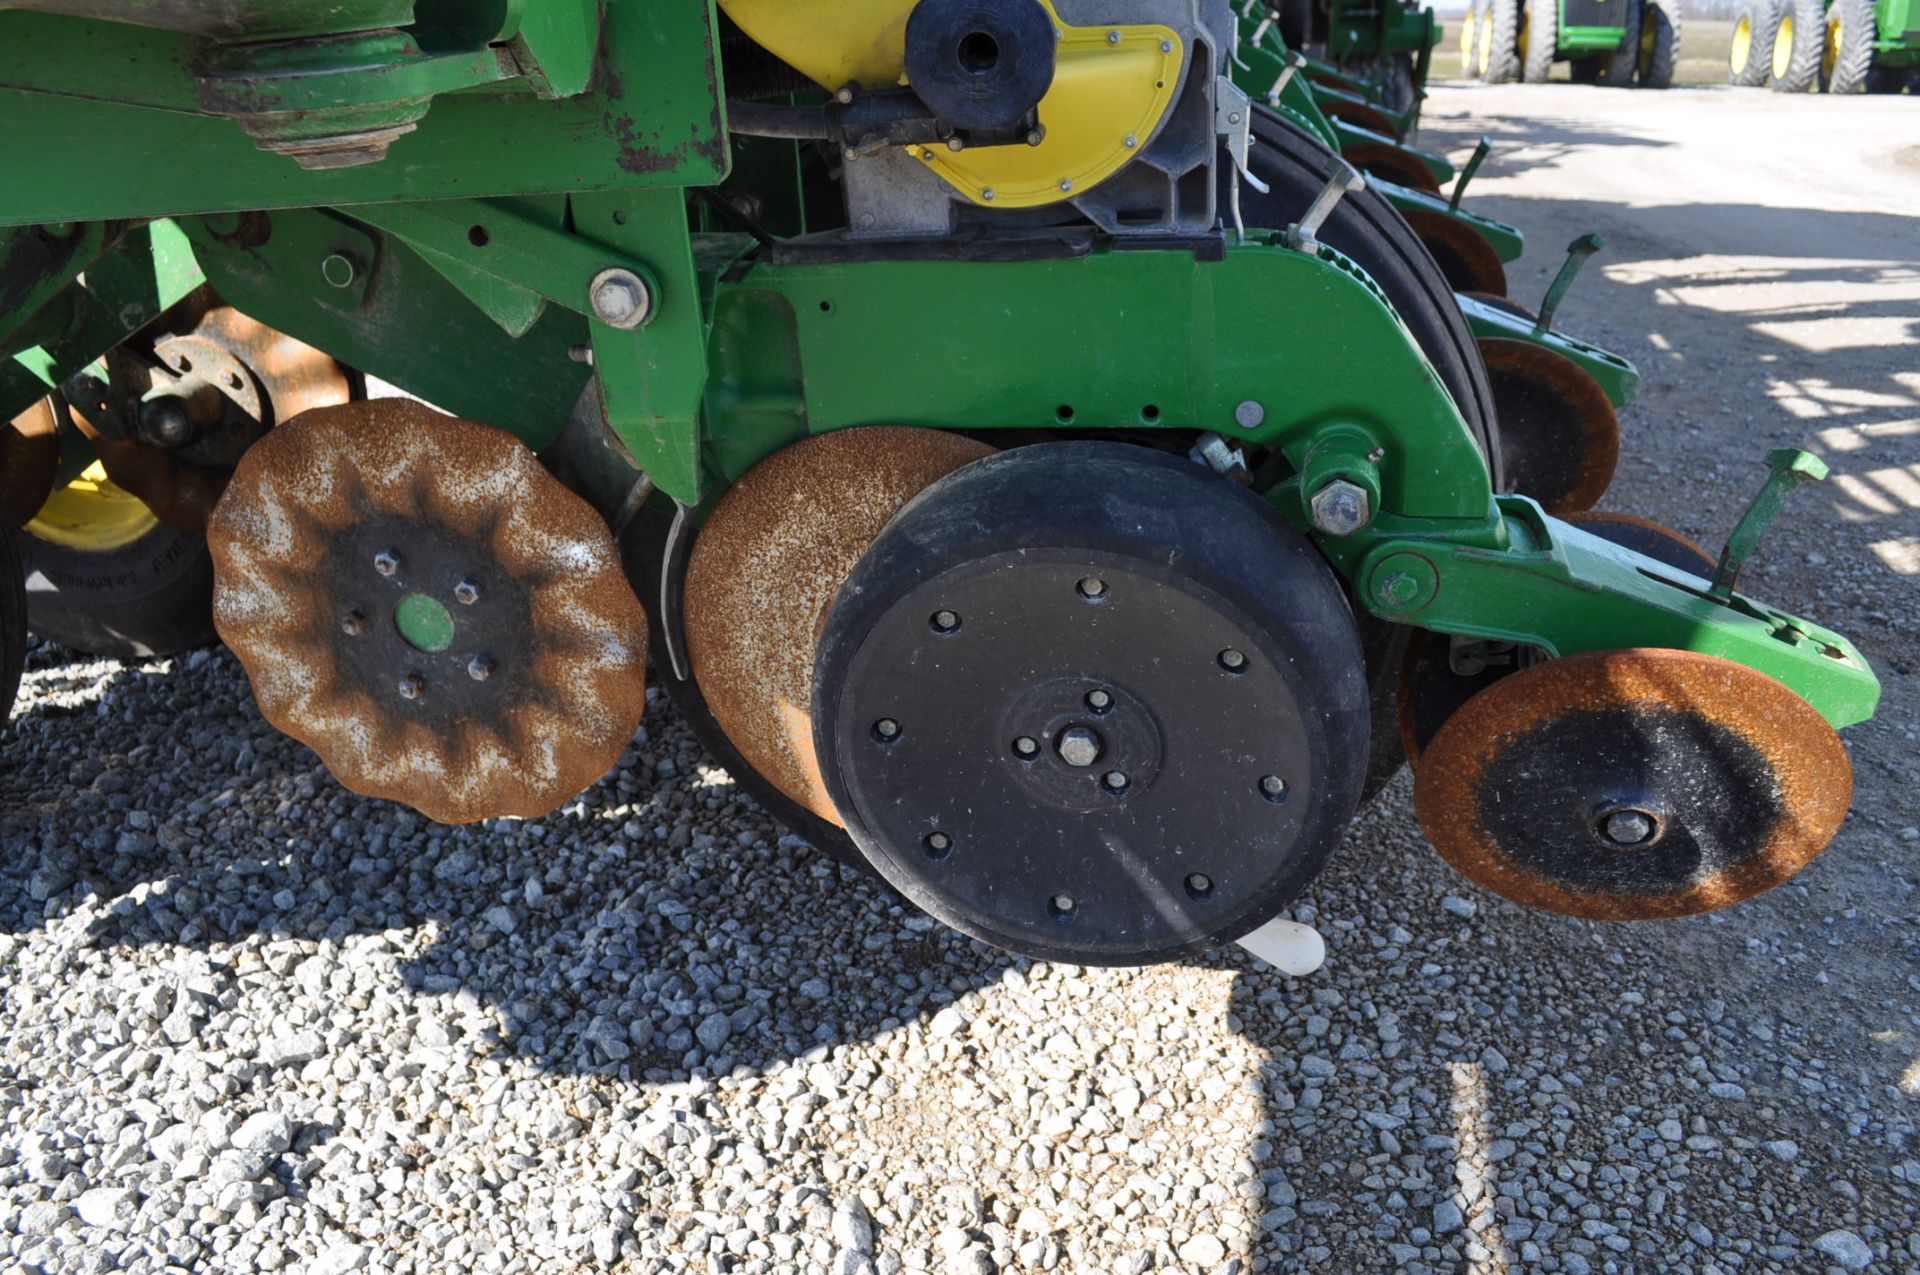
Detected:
left=683, top=427, right=994, bottom=825
left=209, top=399, right=649, bottom=824
left=1412, top=649, right=1852, bottom=921
left=1481, top=337, right=1620, bottom=515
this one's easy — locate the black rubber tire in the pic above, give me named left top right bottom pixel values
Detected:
left=1, top=520, right=25, bottom=726
left=1482, top=0, right=1522, bottom=82
left=622, top=505, right=869, bottom=872
left=1823, top=0, right=1876, bottom=93
left=1637, top=0, right=1680, bottom=87
left=1730, top=0, right=1782, bottom=85
left=811, top=443, right=1369, bottom=965
left=17, top=522, right=217, bottom=659
left=1247, top=109, right=1504, bottom=487
left=1462, top=0, right=1485, bottom=77
left=1345, top=52, right=1419, bottom=115
left=1570, top=56, right=1604, bottom=83
left=1600, top=0, right=1642, bottom=84
left=1772, top=0, right=1824, bottom=91
left=1522, top=0, right=1558, bottom=83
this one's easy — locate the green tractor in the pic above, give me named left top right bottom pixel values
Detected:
left=1730, top=0, right=1920, bottom=91
left=1247, top=0, right=1444, bottom=112
left=1465, top=0, right=1681, bottom=86
left=1, top=0, right=1879, bottom=969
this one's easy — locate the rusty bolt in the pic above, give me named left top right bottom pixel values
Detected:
left=454, top=579, right=481, bottom=606
left=467, top=655, right=495, bottom=683
left=589, top=268, right=652, bottom=330
left=373, top=549, right=400, bottom=577
left=1310, top=479, right=1372, bottom=537
left=398, top=673, right=425, bottom=700
left=341, top=610, right=368, bottom=637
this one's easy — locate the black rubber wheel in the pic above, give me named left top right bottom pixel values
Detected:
left=812, top=443, right=1369, bottom=965
left=623, top=505, right=869, bottom=872
left=1245, top=110, right=1503, bottom=487
left=1636, top=0, right=1680, bottom=87
left=1, top=519, right=25, bottom=726
left=1822, top=0, right=1876, bottom=93
left=17, top=521, right=216, bottom=659
left=1772, top=0, right=1823, bottom=91
left=1482, top=0, right=1522, bottom=82
left=1730, top=0, right=1782, bottom=85
left=1462, top=0, right=1485, bottom=77
left=1344, top=52, right=1419, bottom=115
left=1600, top=0, right=1642, bottom=84
left=1522, top=0, right=1558, bottom=82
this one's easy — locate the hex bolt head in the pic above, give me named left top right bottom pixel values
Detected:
left=1085, top=689, right=1113, bottom=712
left=398, top=673, right=425, bottom=701
left=1260, top=774, right=1289, bottom=803
left=589, top=268, right=653, bottom=330
left=1050, top=893, right=1077, bottom=915
left=373, top=549, right=401, bottom=577
left=454, top=579, right=481, bottom=606
left=925, top=831, right=953, bottom=856
left=468, top=655, right=495, bottom=683
left=1219, top=648, right=1248, bottom=672
left=1013, top=736, right=1039, bottom=758
left=930, top=609, right=961, bottom=633
left=341, top=610, right=368, bottom=637
left=1602, top=810, right=1656, bottom=847
left=1056, top=727, right=1104, bottom=768
left=873, top=718, right=901, bottom=742
left=1310, top=479, right=1373, bottom=537
left=1077, top=576, right=1108, bottom=601
left=1102, top=770, right=1130, bottom=792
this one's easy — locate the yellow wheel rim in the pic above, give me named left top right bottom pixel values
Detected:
left=1478, top=11, right=1495, bottom=72
left=1732, top=16, right=1752, bottom=72
left=1460, top=9, right=1476, bottom=63
left=1773, top=14, right=1796, bottom=79
left=1823, top=16, right=1842, bottom=80
left=1518, top=12, right=1531, bottom=60
left=25, top=461, right=159, bottom=553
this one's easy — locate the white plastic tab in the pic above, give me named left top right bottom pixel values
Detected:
left=1235, top=917, right=1326, bottom=976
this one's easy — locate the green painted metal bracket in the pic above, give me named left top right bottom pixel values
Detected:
left=1380, top=181, right=1525, bottom=264
left=1335, top=498, right=1880, bottom=728
left=1456, top=292, right=1642, bottom=410
left=1710, top=449, right=1830, bottom=602
left=1330, top=117, right=1454, bottom=185
left=1, top=221, right=115, bottom=359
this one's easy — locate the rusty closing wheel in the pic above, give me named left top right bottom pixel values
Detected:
left=1318, top=98, right=1402, bottom=141
left=1341, top=142, right=1442, bottom=194
left=1399, top=512, right=1720, bottom=771
left=1400, top=208, right=1509, bottom=297
left=3, top=398, right=59, bottom=530
left=1481, top=337, right=1620, bottom=515
left=208, top=399, right=649, bottom=824
left=1412, top=649, right=1853, bottom=921
left=682, top=428, right=994, bottom=825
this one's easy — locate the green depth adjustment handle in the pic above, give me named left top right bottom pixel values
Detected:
left=1536, top=233, right=1604, bottom=336
left=1449, top=136, right=1491, bottom=213
left=1710, top=449, right=1831, bottom=603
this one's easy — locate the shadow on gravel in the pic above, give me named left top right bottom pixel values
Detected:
left=1413, top=109, right=1671, bottom=182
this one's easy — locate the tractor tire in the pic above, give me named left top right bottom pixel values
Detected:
left=1822, top=0, right=1876, bottom=93
left=1461, top=1, right=1484, bottom=77
left=1864, top=63, right=1910, bottom=93
left=1570, top=56, right=1604, bottom=83
left=1730, top=0, right=1783, bottom=84
left=1482, top=0, right=1523, bottom=82
left=18, top=508, right=218, bottom=659
left=1599, top=0, right=1642, bottom=84
left=1772, top=0, right=1824, bottom=91
left=1636, top=0, right=1680, bottom=87
left=1522, top=0, right=1558, bottom=82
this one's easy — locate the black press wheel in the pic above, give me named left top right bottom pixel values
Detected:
left=812, top=443, right=1369, bottom=966
left=17, top=508, right=217, bottom=659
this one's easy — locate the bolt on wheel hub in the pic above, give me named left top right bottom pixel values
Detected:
left=209, top=400, right=650, bottom=824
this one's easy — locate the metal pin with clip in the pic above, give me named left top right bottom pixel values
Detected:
left=1217, top=79, right=1271, bottom=244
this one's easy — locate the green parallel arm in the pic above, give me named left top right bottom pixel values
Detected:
left=1456, top=292, right=1642, bottom=409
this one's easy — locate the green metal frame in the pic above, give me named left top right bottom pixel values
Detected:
left=0, top=0, right=1881, bottom=735
left=1457, top=294, right=1641, bottom=409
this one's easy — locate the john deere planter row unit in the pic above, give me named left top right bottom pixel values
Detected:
left=1465, top=0, right=1681, bottom=86
left=1730, top=0, right=1920, bottom=92
left=1, top=0, right=1878, bottom=968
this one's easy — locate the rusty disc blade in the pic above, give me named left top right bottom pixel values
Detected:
left=1341, top=142, right=1442, bottom=194
left=1413, top=649, right=1853, bottom=921
left=1401, top=208, right=1508, bottom=297
left=3, top=399, right=59, bottom=530
left=1481, top=336, right=1620, bottom=515
left=683, top=427, right=994, bottom=826
left=1564, top=510, right=1718, bottom=578
left=208, top=399, right=650, bottom=824
left=1320, top=98, right=1402, bottom=141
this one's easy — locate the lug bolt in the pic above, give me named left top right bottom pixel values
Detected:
left=454, top=579, right=481, bottom=605
left=468, top=655, right=495, bottom=683
left=1057, top=727, right=1103, bottom=768
left=1219, top=648, right=1247, bottom=672
left=341, top=610, right=368, bottom=637
left=589, top=267, right=653, bottom=329
left=373, top=549, right=400, bottom=577
left=1186, top=872, right=1213, bottom=898
left=1310, top=478, right=1373, bottom=537
left=1602, top=810, right=1656, bottom=847
left=930, top=609, right=961, bottom=633
left=924, top=831, right=953, bottom=858
left=873, top=718, right=901, bottom=742
left=398, top=673, right=425, bottom=701
left=1013, top=736, right=1039, bottom=758
left=1050, top=893, right=1077, bottom=916
left=1260, top=774, right=1289, bottom=803
left=1102, top=770, right=1130, bottom=792
left=1077, top=576, right=1108, bottom=600
left=1086, top=689, right=1113, bottom=712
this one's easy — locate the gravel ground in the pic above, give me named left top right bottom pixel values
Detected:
left=4, top=86, right=1919, bottom=1275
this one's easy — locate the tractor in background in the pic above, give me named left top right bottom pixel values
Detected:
left=1465, top=0, right=1681, bottom=86
left=1731, top=0, right=1920, bottom=91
